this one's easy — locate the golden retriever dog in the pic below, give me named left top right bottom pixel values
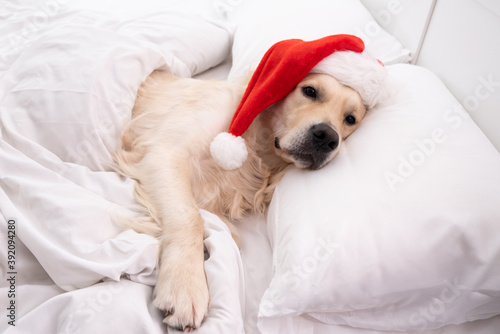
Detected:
left=113, top=35, right=384, bottom=331
left=114, top=70, right=367, bottom=330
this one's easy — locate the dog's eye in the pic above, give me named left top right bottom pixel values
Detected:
left=345, top=115, right=356, bottom=125
left=302, top=86, right=317, bottom=99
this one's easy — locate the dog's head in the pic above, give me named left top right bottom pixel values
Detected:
left=210, top=36, right=385, bottom=172
left=266, top=73, right=366, bottom=170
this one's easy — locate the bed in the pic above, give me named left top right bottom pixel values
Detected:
left=1, top=0, right=500, bottom=333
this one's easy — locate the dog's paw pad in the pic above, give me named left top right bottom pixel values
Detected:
left=153, top=279, right=209, bottom=332
left=162, top=310, right=202, bottom=332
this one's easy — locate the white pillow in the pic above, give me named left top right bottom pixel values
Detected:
left=259, top=64, right=500, bottom=331
left=227, top=0, right=411, bottom=81
left=104, top=10, right=232, bottom=76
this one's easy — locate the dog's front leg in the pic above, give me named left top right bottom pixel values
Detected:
left=140, top=150, right=208, bottom=331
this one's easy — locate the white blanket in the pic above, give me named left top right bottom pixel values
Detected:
left=0, top=1, right=244, bottom=333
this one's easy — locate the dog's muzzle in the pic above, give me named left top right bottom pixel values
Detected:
left=276, top=122, right=340, bottom=170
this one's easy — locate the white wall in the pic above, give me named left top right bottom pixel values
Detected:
left=360, top=0, right=435, bottom=60
left=363, top=0, right=500, bottom=152
left=415, top=0, right=500, bottom=152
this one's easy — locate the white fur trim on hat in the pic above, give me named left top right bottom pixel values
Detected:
left=309, top=51, right=386, bottom=109
left=210, top=132, right=248, bottom=170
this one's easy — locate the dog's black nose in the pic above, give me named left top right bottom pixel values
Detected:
left=310, top=123, right=339, bottom=152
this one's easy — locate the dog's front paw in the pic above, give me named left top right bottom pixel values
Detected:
left=154, top=247, right=209, bottom=331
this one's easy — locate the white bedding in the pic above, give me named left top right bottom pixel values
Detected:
left=1, top=1, right=500, bottom=334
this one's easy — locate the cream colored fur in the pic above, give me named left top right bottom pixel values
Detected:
left=114, top=70, right=366, bottom=331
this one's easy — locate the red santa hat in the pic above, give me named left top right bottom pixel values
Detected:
left=210, top=34, right=385, bottom=170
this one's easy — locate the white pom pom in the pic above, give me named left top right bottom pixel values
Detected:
left=210, top=132, right=248, bottom=170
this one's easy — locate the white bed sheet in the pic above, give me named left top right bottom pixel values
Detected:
left=1, top=1, right=499, bottom=334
